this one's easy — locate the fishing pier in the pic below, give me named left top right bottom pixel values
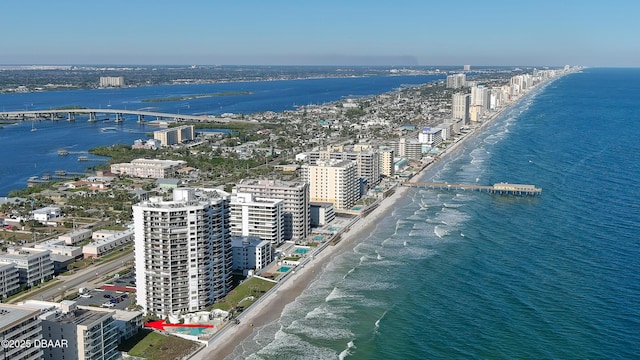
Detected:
left=402, top=182, right=542, bottom=196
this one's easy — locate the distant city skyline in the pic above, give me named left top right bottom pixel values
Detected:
left=3, top=0, right=639, bottom=67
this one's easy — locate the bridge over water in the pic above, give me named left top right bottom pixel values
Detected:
left=0, top=108, right=236, bottom=124
left=402, top=182, right=542, bottom=196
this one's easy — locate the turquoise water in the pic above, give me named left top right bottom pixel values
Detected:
left=229, top=69, right=640, bottom=359
left=294, top=248, right=309, bottom=254
left=176, top=327, right=210, bottom=336
left=313, top=235, right=324, bottom=241
left=277, top=266, right=291, bottom=272
left=352, top=206, right=362, bottom=211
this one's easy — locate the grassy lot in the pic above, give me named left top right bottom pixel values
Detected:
left=212, top=277, right=275, bottom=311
left=121, top=329, right=202, bottom=360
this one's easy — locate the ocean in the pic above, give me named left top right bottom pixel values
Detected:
left=228, top=68, right=640, bottom=359
left=0, top=73, right=442, bottom=196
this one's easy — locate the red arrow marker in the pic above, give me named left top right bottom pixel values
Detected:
left=144, top=320, right=215, bottom=331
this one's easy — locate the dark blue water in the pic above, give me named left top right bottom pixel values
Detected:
left=0, top=74, right=442, bottom=196
left=229, top=68, right=640, bottom=359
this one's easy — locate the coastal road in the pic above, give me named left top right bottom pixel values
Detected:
left=14, top=252, right=134, bottom=303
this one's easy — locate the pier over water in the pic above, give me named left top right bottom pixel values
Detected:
left=402, top=182, right=542, bottom=196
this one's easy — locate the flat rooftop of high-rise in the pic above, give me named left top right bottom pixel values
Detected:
left=239, top=179, right=306, bottom=188
left=0, top=304, right=40, bottom=330
left=45, top=308, right=111, bottom=326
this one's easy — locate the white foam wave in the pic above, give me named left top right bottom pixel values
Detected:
left=339, top=340, right=356, bottom=360
left=434, top=225, right=448, bottom=238
left=343, top=267, right=355, bottom=279
left=249, top=330, right=338, bottom=359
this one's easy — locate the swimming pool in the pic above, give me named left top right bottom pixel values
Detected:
left=294, top=248, right=309, bottom=254
left=175, top=327, right=211, bottom=336
left=277, top=266, right=291, bottom=272
left=313, top=235, right=324, bottom=241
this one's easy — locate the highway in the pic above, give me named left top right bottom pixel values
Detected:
left=12, top=252, right=134, bottom=303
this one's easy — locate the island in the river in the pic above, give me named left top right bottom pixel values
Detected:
left=142, top=91, right=253, bottom=102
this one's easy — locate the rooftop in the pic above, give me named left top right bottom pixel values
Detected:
left=0, top=304, right=40, bottom=330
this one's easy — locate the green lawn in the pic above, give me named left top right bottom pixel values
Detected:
left=212, top=277, right=275, bottom=311
left=122, top=329, right=201, bottom=360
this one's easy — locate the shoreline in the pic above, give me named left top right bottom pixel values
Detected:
left=193, top=75, right=563, bottom=359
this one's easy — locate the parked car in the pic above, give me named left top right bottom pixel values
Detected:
left=101, top=302, right=115, bottom=308
left=103, top=294, right=111, bottom=298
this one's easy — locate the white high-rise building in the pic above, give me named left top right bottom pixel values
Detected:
left=20, top=300, right=120, bottom=360
left=303, top=145, right=381, bottom=187
left=471, top=85, right=491, bottom=114
left=132, top=188, right=232, bottom=318
left=300, top=159, right=359, bottom=211
left=418, top=127, right=443, bottom=147
left=99, top=76, right=125, bottom=87
left=392, top=138, right=422, bottom=160
left=452, top=93, right=470, bottom=124
left=446, top=73, right=466, bottom=89
left=379, top=149, right=395, bottom=177
left=235, top=179, right=310, bottom=241
left=153, top=125, right=195, bottom=146
left=230, top=193, right=285, bottom=247
left=231, top=236, right=273, bottom=273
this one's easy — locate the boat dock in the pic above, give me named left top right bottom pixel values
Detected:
left=402, top=182, right=542, bottom=196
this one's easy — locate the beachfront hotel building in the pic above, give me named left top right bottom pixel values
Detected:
left=419, top=127, right=443, bottom=147
left=235, top=179, right=310, bottom=241
left=379, top=149, right=395, bottom=177
left=230, top=192, right=285, bottom=246
left=19, top=300, right=120, bottom=360
left=302, top=145, right=382, bottom=187
left=231, top=236, right=273, bottom=273
left=471, top=85, right=491, bottom=115
left=392, top=138, right=422, bottom=160
left=110, top=158, right=187, bottom=179
left=300, top=159, right=359, bottom=212
left=452, top=92, right=470, bottom=124
left=99, top=76, right=125, bottom=88
left=0, top=304, right=43, bottom=360
left=132, top=188, right=233, bottom=318
left=153, top=125, right=195, bottom=146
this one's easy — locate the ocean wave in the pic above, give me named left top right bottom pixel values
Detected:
left=338, top=340, right=356, bottom=360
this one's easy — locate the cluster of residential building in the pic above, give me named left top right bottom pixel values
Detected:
left=124, top=69, right=579, bottom=320
left=0, top=67, right=577, bottom=348
left=0, top=227, right=134, bottom=299
left=0, top=298, right=142, bottom=360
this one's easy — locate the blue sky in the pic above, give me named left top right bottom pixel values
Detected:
left=2, top=0, right=638, bottom=66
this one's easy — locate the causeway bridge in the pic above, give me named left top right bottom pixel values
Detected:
left=0, top=108, right=233, bottom=124
left=402, top=182, right=542, bottom=196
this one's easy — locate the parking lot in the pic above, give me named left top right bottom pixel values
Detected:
left=74, top=288, right=133, bottom=310
left=111, top=271, right=136, bottom=287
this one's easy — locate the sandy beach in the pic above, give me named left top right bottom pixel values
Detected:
left=191, top=79, right=556, bottom=359
left=193, top=129, right=468, bottom=359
